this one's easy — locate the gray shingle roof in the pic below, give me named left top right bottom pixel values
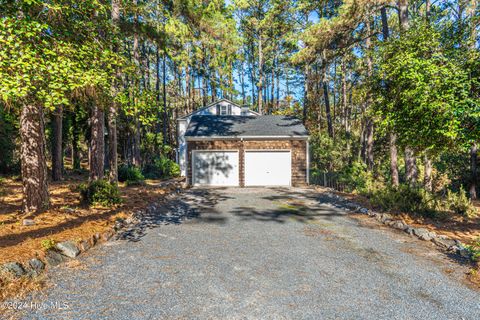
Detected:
left=185, top=115, right=309, bottom=138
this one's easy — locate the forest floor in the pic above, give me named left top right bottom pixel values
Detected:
left=333, top=190, right=480, bottom=246
left=0, top=170, right=174, bottom=300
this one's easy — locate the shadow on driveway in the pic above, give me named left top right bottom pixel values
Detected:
left=117, top=188, right=233, bottom=242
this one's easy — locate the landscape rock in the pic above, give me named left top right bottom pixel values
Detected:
left=380, top=214, right=393, bottom=223
left=413, top=228, right=436, bottom=241
left=457, top=247, right=471, bottom=259
left=1, top=262, right=26, bottom=277
left=391, top=220, right=408, bottom=231
left=405, top=226, right=415, bottom=235
left=55, top=241, right=80, bottom=258
left=359, top=207, right=369, bottom=214
left=432, top=237, right=457, bottom=249
left=28, top=258, right=45, bottom=275
left=22, top=219, right=35, bottom=226
left=45, top=250, right=68, bottom=266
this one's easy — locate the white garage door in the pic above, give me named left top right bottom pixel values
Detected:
left=192, top=151, right=239, bottom=186
left=245, top=151, right=291, bottom=186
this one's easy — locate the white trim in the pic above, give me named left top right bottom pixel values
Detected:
left=191, top=150, right=240, bottom=187
left=244, top=149, right=291, bottom=152
left=179, top=98, right=259, bottom=119
left=244, top=150, right=292, bottom=187
left=186, top=135, right=309, bottom=141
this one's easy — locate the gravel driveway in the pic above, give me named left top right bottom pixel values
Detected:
left=8, top=188, right=480, bottom=319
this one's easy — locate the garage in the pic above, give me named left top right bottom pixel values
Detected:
left=244, top=151, right=291, bottom=186
left=192, top=151, right=239, bottom=186
left=185, top=115, right=309, bottom=187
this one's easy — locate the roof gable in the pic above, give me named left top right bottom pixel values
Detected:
left=179, top=99, right=259, bottom=120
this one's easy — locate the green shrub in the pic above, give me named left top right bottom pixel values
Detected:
left=41, top=239, right=56, bottom=251
left=338, top=161, right=374, bottom=193
left=368, top=184, right=475, bottom=218
left=445, top=187, right=476, bottom=217
left=79, top=180, right=122, bottom=206
left=142, top=156, right=180, bottom=179
left=118, top=165, right=145, bottom=185
left=466, top=237, right=480, bottom=261
left=369, top=185, right=428, bottom=213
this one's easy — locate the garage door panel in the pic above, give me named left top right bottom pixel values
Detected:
left=193, top=151, right=239, bottom=186
left=245, top=151, right=291, bottom=186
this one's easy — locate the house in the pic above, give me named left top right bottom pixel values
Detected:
left=176, top=99, right=309, bottom=187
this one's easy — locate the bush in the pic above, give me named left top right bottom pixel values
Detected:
left=142, top=156, right=180, bottom=179
left=118, top=165, right=145, bottom=186
left=79, top=180, right=122, bottom=206
left=466, top=237, right=480, bottom=262
left=368, top=184, right=476, bottom=218
left=338, top=161, right=375, bottom=193
left=445, top=187, right=476, bottom=217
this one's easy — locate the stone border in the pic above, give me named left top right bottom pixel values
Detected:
left=317, top=188, right=475, bottom=261
left=0, top=178, right=184, bottom=281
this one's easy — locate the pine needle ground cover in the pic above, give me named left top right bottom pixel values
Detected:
left=0, top=174, right=168, bottom=266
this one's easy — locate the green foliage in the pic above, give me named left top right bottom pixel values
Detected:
left=142, top=156, right=180, bottom=180
left=0, top=108, right=18, bottom=173
left=465, top=238, right=480, bottom=262
left=309, top=132, right=348, bottom=172
left=445, top=187, right=476, bottom=217
left=40, top=239, right=56, bottom=251
left=367, top=184, right=476, bottom=219
left=338, top=161, right=374, bottom=193
left=79, top=180, right=122, bottom=207
left=118, top=165, right=145, bottom=186
left=375, top=23, right=475, bottom=153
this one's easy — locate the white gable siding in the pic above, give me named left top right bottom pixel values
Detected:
left=176, top=99, right=257, bottom=177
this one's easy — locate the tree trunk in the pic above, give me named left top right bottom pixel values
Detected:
left=424, top=154, right=433, bottom=192
left=90, top=103, right=105, bottom=180
left=398, top=0, right=409, bottom=31
left=303, top=65, right=309, bottom=124
left=341, top=58, right=348, bottom=132
left=51, top=105, right=63, bottom=181
left=322, top=56, right=334, bottom=138
left=381, top=6, right=399, bottom=186
left=271, top=57, right=275, bottom=110
left=132, top=0, right=141, bottom=166
left=470, top=142, right=478, bottom=199
left=20, top=104, right=49, bottom=214
left=257, top=36, right=263, bottom=115
left=425, top=0, right=431, bottom=21
left=71, top=105, right=81, bottom=170
left=405, top=147, right=417, bottom=186
left=276, top=61, right=280, bottom=109
left=390, top=133, right=399, bottom=187
left=240, top=60, right=246, bottom=105
left=109, top=0, right=120, bottom=183
left=162, top=48, right=168, bottom=145
left=365, top=19, right=374, bottom=171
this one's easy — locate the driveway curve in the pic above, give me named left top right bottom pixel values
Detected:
left=8, top=188, right=480, bottom=319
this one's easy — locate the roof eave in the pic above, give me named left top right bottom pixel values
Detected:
left=185, top=135, right=309, bottom=141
